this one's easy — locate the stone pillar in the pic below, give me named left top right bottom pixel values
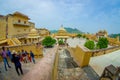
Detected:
left=29, top=38, right=31, bottom=43
left=30, top=39, right=32, bottom=44
left=31, top=38, right=33, bottom=43
left=38, top=38, right=39, bottom=43
left=27, top=39, right=29, bottom=44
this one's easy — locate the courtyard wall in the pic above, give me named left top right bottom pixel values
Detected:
left=67, top=45, right=120, bottom=67
left=0, top=44, right=43, bottom=61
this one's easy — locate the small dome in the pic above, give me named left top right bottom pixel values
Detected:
left=103, top=30, right=107, bottom=33
left=99, top=30, right=103, bottom=33
left=59, top=27, right=66, bottom=31
left=30, top=28, right=37, bottom=33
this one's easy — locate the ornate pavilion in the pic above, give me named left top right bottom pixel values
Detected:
left=52, top=25, right=76, bottom=43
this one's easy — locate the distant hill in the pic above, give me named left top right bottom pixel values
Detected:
left=50, top=27, right=83, bottom=34
left=50, top=30, right=58, bottom=33
left=109, top=33, right=120, bottom=39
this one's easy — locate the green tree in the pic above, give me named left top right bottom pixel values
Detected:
left=42, top=36, right=56, bottom=47
left=97, top=37, right=109, bottom=49
left=58, top=39, right=64, bottom=45
left=84, top=40, right=95, bottom=50
left=83, top=35, right=86, bottom=38
left=76, top=34, right=82, bottom=38
left=86, top=37, right=89, bottom=40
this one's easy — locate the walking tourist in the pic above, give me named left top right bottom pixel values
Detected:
left=27, top=53, right=31, bottom=62
left=30, top=50, right=35, bottom=64
left=25, top=51, right=28, bottom=62
left=12, top=51, right=23, bottom=76
left=7, top=48, right=12, bottom=61
left=0, top=46, right=11, bottom=71
left=21, top=50, right=27, bottom=63
left=17, top=50, right=22, bottom=62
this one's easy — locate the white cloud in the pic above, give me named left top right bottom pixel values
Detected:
left=0, top=0, right=120, bottom=33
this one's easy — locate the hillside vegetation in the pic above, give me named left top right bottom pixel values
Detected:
left=50, top=27, right=83, bottom=34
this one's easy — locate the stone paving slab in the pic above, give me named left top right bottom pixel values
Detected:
left=83, top=66, right=99, bottom=80
left=0, top=59, right=40, bottom=80
left=22, top=46, right=58, bottom=80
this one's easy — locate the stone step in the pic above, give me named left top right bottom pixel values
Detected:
left=71, top=60, right=79, bottom=68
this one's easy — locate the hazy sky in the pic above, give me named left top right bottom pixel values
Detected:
left=0, top=0, right=120, bottom=34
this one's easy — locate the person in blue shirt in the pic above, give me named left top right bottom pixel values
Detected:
left=1, top=46, right=11, bottom=71
left=30, top=50, right=35, bottom=64
left=7, top=48, right=12, bottom=61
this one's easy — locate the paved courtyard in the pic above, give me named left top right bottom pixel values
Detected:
left=0, top=46, right=56, bottom=80
left=0, top=58, right=41, bottom=80
left=22, top=46, right=58, bottom=80
left=67, top=38, right=87, bottom=48
left=67, top=37, right=112, bottom=48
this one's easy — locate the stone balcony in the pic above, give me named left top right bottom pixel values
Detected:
left=9, top=33, right=28, bottom=39
left=13, top=22, right=30, bottom=27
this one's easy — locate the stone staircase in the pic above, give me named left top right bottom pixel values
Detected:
left=12, top=38, right=21, bottom=45
left=7, top=38, right=21, bottom=46
left=7, top=39, right=16, bottom=46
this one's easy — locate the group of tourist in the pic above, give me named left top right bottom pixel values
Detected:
left=18, top=49, right=35, bottom=64
left=0, top=46, right=35, bottom=76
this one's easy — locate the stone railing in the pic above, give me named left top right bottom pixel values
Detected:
left=12, top=38, right=21, bottom=45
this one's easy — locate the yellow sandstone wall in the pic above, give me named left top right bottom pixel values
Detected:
left=9, top=44, right=43, bottom=57
left=91, top=46, right=120, bottom=57
left=0, top=12, right=34, bottom=39
left=7, top=15, right=31, bottom=37
left=85, top=34, right=120, bottom=46
left=0, top=44, right=43, bottom=61
left=68, top=46, right=92, bottom=67
left=0, top=17, right=6, bottom=40
left=52, top=47, right=59, bottom=80
left=67, top=45, right=120, bottom=67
